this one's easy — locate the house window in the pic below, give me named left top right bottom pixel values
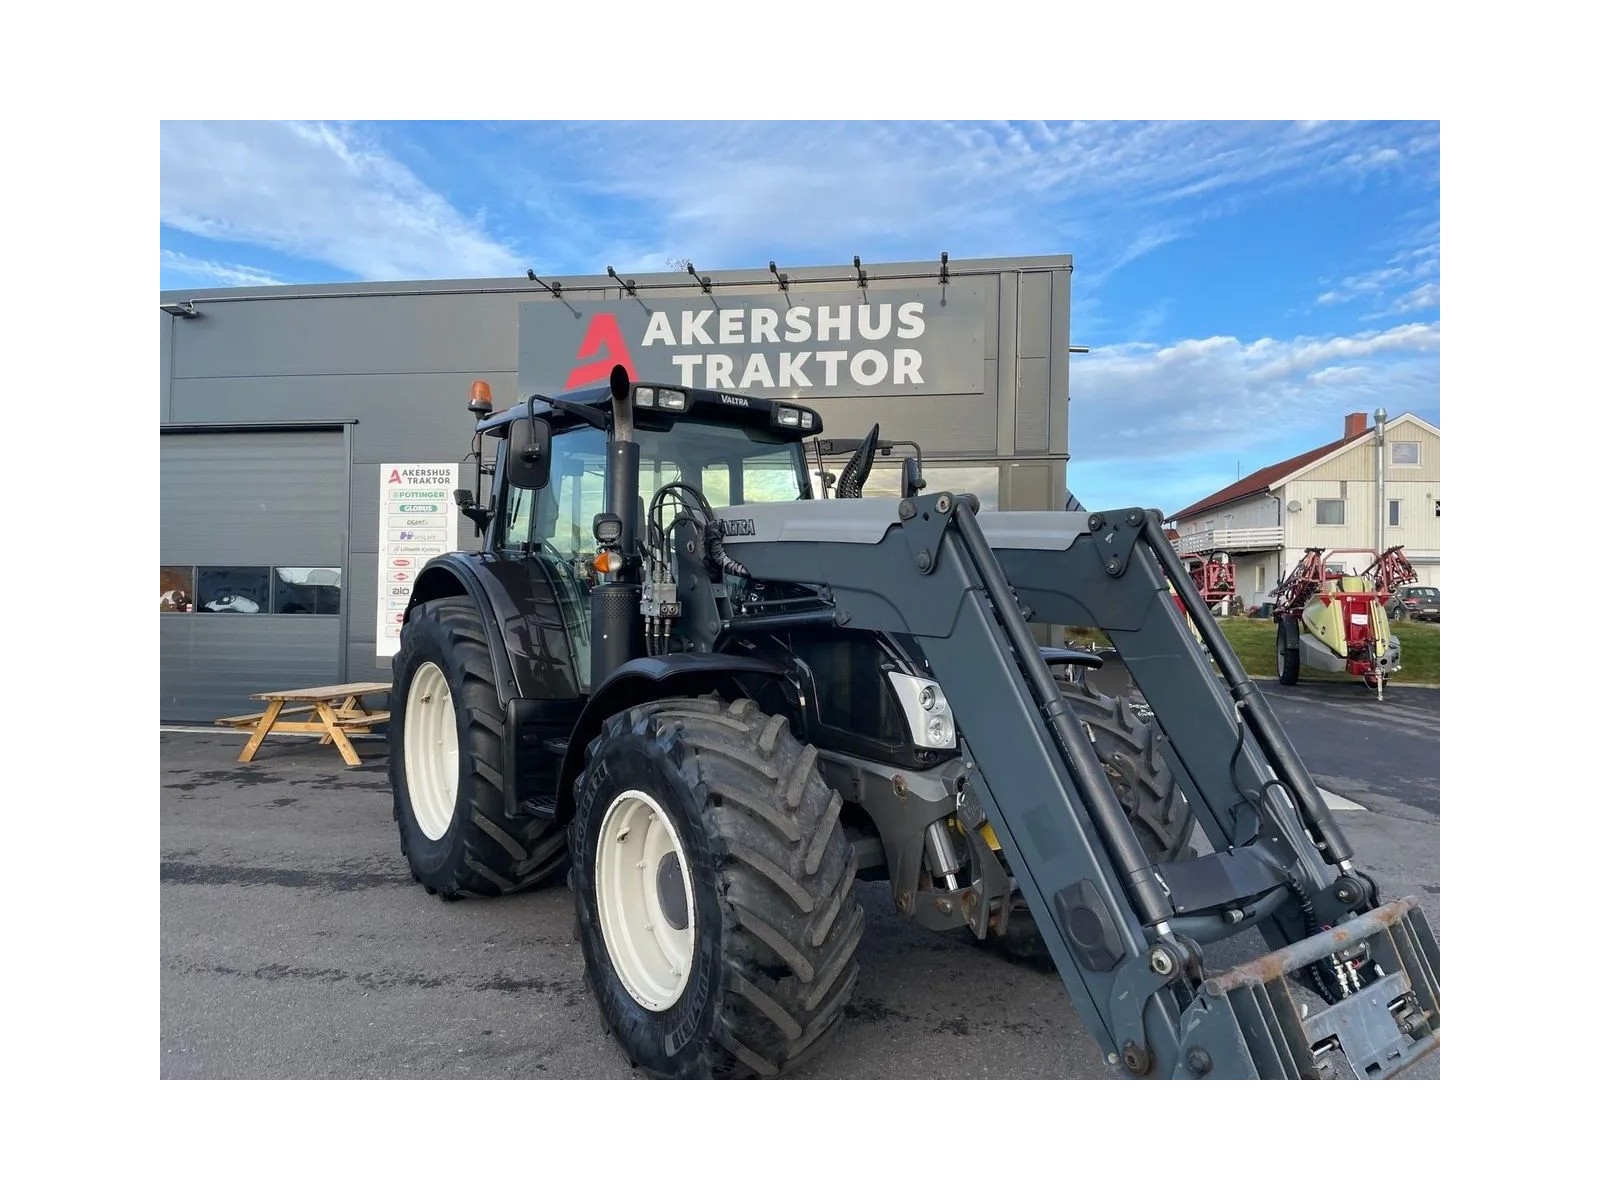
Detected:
left=1256, top=565, right=1266, bottom=591
left=1391, top=441, right=1421, bottom=467
left=1389, top=499, right=1401, bottom=526
left=1315, top=499, right=1345, bottom=525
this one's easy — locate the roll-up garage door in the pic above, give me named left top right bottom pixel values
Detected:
left=160, top=430, right=348, bottom=723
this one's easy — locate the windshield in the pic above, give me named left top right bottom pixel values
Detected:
left=501, top=418, right=810, bottom=553
left=635, top=419, right=811, bottom=505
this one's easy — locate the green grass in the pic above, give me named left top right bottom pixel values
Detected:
left=1065, top=619, right=1440, bottom=687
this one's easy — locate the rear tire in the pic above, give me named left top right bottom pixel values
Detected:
left=1276, top=619, right=1301, bottom=685
left=571, top=695, right=863, bottom=1078
left=388, top=597, right=568, bottom=898
left=986, top=677, right=1197, bottom=967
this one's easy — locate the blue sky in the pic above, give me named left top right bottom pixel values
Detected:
left=160, top=120, right=1439, bottom=515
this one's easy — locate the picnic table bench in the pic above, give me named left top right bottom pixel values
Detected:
left=216, top=682, right=391, bottom=766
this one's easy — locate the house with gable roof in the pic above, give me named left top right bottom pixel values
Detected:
left=1166, top=411, right=1441, bottom=609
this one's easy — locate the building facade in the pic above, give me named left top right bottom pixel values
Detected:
left=159, top=254, right=1075, bottom=722
left=1168, top=412, right=1441, bottom=610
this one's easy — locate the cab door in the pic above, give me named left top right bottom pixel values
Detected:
left=489, top=423, right=607, bottom=699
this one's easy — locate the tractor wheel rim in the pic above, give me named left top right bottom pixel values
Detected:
left=405, top=662, right=459, bottom=841
left=595, top=789, right=696, bottom=1012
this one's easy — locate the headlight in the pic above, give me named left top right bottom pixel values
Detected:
left=888, top=672, right=956, bottom=750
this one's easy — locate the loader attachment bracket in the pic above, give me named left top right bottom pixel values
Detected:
left=1172, top=896, right=1440, bottom=1079
left=1086, top=509, right=1149, bottom=578
left=898, top=492, right=961, bottom=574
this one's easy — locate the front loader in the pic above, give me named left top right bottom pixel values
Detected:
left=386, top=366, right=1440, bottom=1080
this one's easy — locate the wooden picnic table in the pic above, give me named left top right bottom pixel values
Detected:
left=215, top=682, right=391, bottom=766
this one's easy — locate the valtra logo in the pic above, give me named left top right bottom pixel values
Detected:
left=566, top=314, right=637, bottom=389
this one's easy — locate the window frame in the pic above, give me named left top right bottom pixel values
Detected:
left=1315, top=498, right=1346, bottom=526
left=1390, top=440, right=1421, bottom=468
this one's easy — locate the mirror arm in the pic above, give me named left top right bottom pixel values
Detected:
left=545, top=397, right=611, bottom=432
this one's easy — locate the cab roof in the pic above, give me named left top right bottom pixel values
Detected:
left=478, top=379, right=824, bottom=440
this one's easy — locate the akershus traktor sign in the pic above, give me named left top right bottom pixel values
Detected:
left=519, top=285, right=985, bottom=399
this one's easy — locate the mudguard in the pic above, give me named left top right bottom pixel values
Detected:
left=545, top=653, right=786, bottom=823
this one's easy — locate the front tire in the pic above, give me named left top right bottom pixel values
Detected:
left=571, top=695, right=863, bottom=1078
left=988, top=677, right=1196, bottom=965
left=388, top=597, right=568, bottom=898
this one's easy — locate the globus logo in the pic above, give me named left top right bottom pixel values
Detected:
left=397, top=503, right=439, bottom=513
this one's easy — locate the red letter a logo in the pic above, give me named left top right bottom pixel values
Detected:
left=565, top=314, right=637, bottom=390
left=387, top=468, right=402, bottom=483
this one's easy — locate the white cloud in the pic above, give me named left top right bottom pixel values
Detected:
left=1317, top=226, right=1439, bottom=311
left=160, top=122, right=523, bottom=280
left=515, top=120, right=1436, bottom=272
left=1070, top=321, right=1440, bottom=466
left=160, top=250, right=283, bottom=288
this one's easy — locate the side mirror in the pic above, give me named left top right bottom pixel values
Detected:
left=900, top=456, right=926, bottom=498
left=506, top=416, right=552, bottom=491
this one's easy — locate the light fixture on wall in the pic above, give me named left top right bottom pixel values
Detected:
left=160, top=301, right=201, bottom=318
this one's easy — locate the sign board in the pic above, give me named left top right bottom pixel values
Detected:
left=520, top=285, right=986, bottom=399
left=377, top=463, right=459, bottom=657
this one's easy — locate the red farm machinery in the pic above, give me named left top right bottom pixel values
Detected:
left=1270, top=545, right=1418, bottom=699
left=1181, top=550, right=1242, bottom=616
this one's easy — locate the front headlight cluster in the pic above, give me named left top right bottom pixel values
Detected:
left=888, top=672, right=957, bottom=750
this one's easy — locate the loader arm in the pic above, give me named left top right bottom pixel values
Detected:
left=711, top=493, right=1440, bottom=1079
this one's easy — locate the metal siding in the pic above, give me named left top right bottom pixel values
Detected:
left=160, top=430, right=347, bottom=722
left=161, top=617, right=344, bottom=723
left=995, top=273, right=1018, bottom=457
left=1018, top=270, right=1053, bottom=359
left=162, top=431, right=346, bottom=564
left=1050, top=270, right=1071, bottom=457
left=346, top=641, right=392, bottom=693
left=160, top=312, right=174, bottom=424
left=171, top=292, right=521, bottom=379
left=808, top=369, right=999, bottom=457
left=1015, top=356, right=1051, bottom=452
left=348, top=550, right=382, bottom=659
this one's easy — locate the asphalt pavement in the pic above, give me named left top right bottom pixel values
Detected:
left=160, top=681, right=1440, bottom=1080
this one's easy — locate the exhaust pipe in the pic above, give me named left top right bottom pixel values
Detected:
left=593, top=365, right=643, bottom=689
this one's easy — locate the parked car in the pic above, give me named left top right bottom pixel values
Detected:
left=1386, top=584, right=1440, bottom=622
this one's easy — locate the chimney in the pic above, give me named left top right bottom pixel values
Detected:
left=1344, top=411, right=1368, bottom=438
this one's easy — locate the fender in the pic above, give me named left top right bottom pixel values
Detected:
left=1039, top=646, right=1105, bottom=671
left=1278, top=614, right=1301, bottom=652
left=406, top=555, right=525, bottom=706
left=546, top=653, right=785, bottom=823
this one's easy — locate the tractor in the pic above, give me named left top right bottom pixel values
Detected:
left=385, top=366, right=1440, bottom=1080
left=1270, top=546, right=1417, bottom=699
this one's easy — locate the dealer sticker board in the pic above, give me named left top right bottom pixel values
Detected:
left=377, top=463, right=459, bottom=657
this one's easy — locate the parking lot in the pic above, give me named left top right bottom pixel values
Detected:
left=160, top=683, right=1440, bottom=1080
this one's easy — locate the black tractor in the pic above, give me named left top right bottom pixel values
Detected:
left=386, top=366, right=1439, bottom=1080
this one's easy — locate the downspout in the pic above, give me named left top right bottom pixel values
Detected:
left=1374, top=408, right=1387, bottom=558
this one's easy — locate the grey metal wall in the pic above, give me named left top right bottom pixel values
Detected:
left=159, top=256, right=1073, bottom=695
left=160, top=430, right=348, bottom=721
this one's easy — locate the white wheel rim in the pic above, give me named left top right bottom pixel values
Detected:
left=594, top=789, right=696, bottom=1011
left=404, top=662, right=459, bottom=841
